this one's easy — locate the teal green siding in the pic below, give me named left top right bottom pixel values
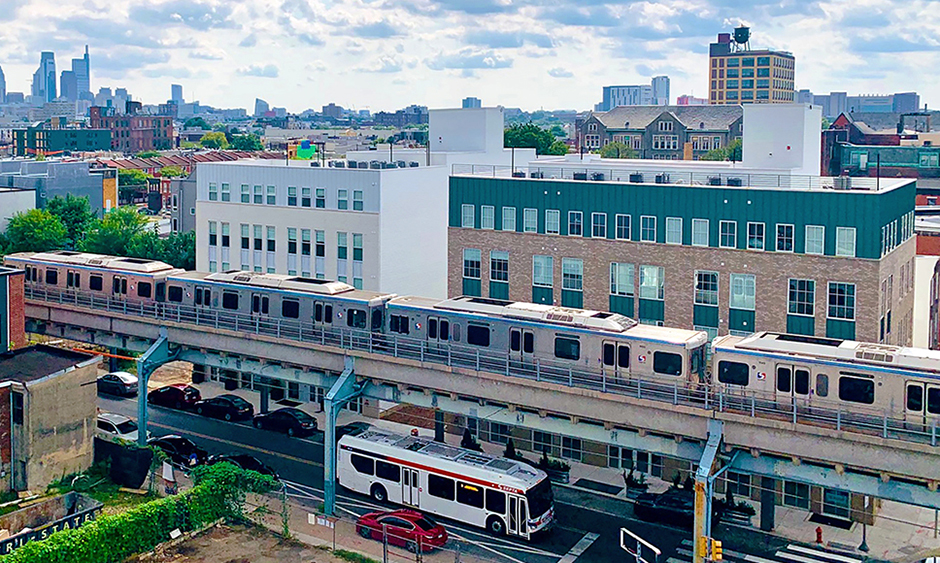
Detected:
left=609, top=295, right=634, bottom=317
left=450, top=177, right=916, bottom=260
left=532, top=286, right=553, bottom=305
left=693, top=305, right=719, bottom=328
left=462, top=278, right=481, bottom=297
left=787, top=315, right=815, bottom=336
left=826, top=319, right=856, bottom=340
left=489, top=281, right=509, bottom=300
left=638, top=299, right=664, bottom=323
left=728, top=309, right=755, bottom=333
left=561, top=290, right=583, bottom=308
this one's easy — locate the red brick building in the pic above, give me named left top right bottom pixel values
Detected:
left=0, top=267, right=25, bottom=352
left=89, top=106, right=174, bottom=154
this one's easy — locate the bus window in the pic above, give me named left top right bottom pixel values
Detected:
left=457, top=482, right=484, bottom=508
left=375, top=460, right=400, bottom=483
left=351, top=454, right=374, bottom=476
left=428, top=475, right=454, bottom=501
left=653, top=352, right=682, bottom=376
left=486, top=489, right=506, bottom=514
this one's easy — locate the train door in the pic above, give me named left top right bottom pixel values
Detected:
left=314, top=301, right=333, bottom=326
left=508, top=495, right=529, bottom=539
left=905, top=381, right=940, bottom=427
left=401, top=468, right=419, bottom=507
left=427, top=316, right=450, bottom=352
left=112, top=276, right=128, bottom=299
left=775, top=364, right=812, bottom=406
left=251, top=293, right=269, bottom=316
left=601, top=341, right=630, bottom=379
left=66, top=270, right=81, bottom=292
left=194, top=286, right=212, bottom=309
left=510, top=328, right=535, bottom=364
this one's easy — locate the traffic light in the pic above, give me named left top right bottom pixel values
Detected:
left=698, top=537, right=709, bottom=558
left=712, top=540, right=723, bottom=561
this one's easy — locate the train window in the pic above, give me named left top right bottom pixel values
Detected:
left=168, top=286, right=183, bottom=302
left=908, top=384, right=923, bottom=411
left=371, top=310, right=383, bottom=331
left=428, top=475, right=455, bottom=501
left=554, top=337, right=580, bottom=361
left=138, top=282, right=152, bottom=298
left=428, top=318, right=438, bottom=339
left=618, top=345, right=630, bottom=368
left=315, top=303, right=322, bottom=322
left=838, top=375, right=875, bottom=405
left=89, top=275, right=103, bottom=291
left=794, top=369, right=810, bottom=395
left=457, top=482, right=485, bottom=509
left=45, top=269, right=58, bottom=285
left=440, top=320, right=450, bottom=340
left=112, top=277, right=127, bottom=295
left=282, top=299, right=300, bottom=318
left=350, top=454, right=374, bottom=476
left=486, top=489, right=506, bottom=514
left=512, top=330, right=522, bottom=353
left=816, top=374, right=829, bottom=397
left=653, top=352, right=682, bottom=376
left=66, top=272, right=80, bottom=288
left=928, top=388, right=940, bottom=415
left=347, top=309, right=367, bottom=329
left=467, top=325, right=491, bottom=347
left=375, top=460, right=401, bottom=483
left=195, top=287, right=211, bottom=306
left=222, top=292, right=239, bottom=310
left=603, top=343, right=614, bottom=366
left=452, top=324, right=460, bottom=342
left=524, top=332, right=534, bottom=353
left=390, top=314, right=410, bottom=335
left=776, top=367, right=792, bottom=393
left=325, top=305, right=333, bottom=324
left=717, top=361, right=749, bottom=386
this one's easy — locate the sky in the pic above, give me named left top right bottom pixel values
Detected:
left=0, top=0, right=937, bottom=114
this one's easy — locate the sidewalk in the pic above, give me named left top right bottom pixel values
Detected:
left=145, top=363, right=940, bottom=562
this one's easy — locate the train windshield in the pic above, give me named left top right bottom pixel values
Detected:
left=690, top=345, right=707, bottom=382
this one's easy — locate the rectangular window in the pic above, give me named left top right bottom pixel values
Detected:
left=389, top=314, right=410, bottom=335
left=718, top=360, right=749, bottom=386
left=266, top=226, right=276, bottom=252
left=836, top=227, right=856, bottom=257
left=839, top=375, right=874, bottom=405
left=288, top=228, right=297, bottom=254
left=524, top=208, right=538, bottom=232
left=729, top=273, right=756, bottom=310
left=240, top=184, right=250, bottom=203
left=428, top=475, right=455, bottom=501
left=561, top=437, right=582, bottom=461
left=301, top=229, right=311, bottom=256
left=222, top=292, right=239, bottom=310
left=241, top=224, right=250, bottom=250
left=253, top=185, right=262, bottom=204
left=463, top=249, right=482, bottom=279
left=545, top=210, right=560, bottom=235
left=719, top=221, right=737, bottom=248
left=89, top=275, right=103, bottom=291
left=287, top=186, right=297, bottom=206
left=640, top=216, right=656, bottom=242
left=532, top=255, right=553, bottom=287
left=467, top=325, right=490, bottom=347
left=376, top=460, right=400, bottom=483
left=486, top=489, right=506, bottom=514
left=610, top=263, right=634, bottom=296
left=747, top=222, right=765, bottom=250
left=208, top=182, right=218, bottom=201
left=282, top=299, right=300, bottom=318
left=616, top=214, right=631, bottom=240
left=502, top=207, right=516, bottom=231
left=457, top=482, right=484, bottom=508
left=208, top=221, right=217, bottom=246
left=653, top=351, right=682, bottom=376
left=266, top=185, right=276, bottom=205
left=337, top=232, right=347, bottom=259
left=351, top=454, right=374, bottom=475
left=665, top=217, right=682, bottom=244
left=554, top=337, right=580, bottom=360
left=694, top=271, right=719, bottom=306
left=221, top=183, right=230, bottom=202
left=490, top=251, right=509, bottom=282
left=568, top=211, right=583, bottom=236
left=481, top=206, right=495, bottom=229
left=776, top=224, right=794, bottom=252
left=315, top=188, right=325, bottom=208
left=489, top=422, right=510, bottom=444
left=299, top=186, right=311, bottom=207
left=692, top=219, right=709, bottom=247
left=592, top=213, right=607, bottom=238
left=806, top=225, right=825, bottom=255
left=337, top=189, right=348, bottom=210
left=828, top=282, right=856, bottom=320
left=562, top=258, right=583, bottom=291
left=788, top=279, right=815, bottom=316
left=315, top=230, right=325, bottom=257
left=353, top=190, right=363, bottom=211
left=461, top=204, right=475, bottom=228
left=639, top=265, right=664, bottom=300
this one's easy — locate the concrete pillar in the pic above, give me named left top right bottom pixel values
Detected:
left=259, top=385, right=270, bottom=414
left=108, top=348, right=120, bottom=372
left=760, top=476, right=776, bottom=531
left=434, top=410, right=445, bottom=442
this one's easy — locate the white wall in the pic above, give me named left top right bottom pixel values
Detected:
left=429, top=107, right=504, bottom=154
left=913, top=255, right=939, bottom=349
left=742, top=104, right=822, bottom=175
left=0, top=190, right=34, bottom=231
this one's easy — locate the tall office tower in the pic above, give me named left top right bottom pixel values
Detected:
left=60, top=70, right=78, bottom=101
left=0, top=65, right=5, bottom=103
left=651, top=76, right=670, bottom=105
left=31, top=52, right=57, bottom=103
left=171, top=84, right=183, bottom=103
left=70, top=45, right=90, bottom=97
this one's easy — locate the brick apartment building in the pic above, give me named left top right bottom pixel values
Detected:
left=0, top=267, right=25, bottom=352
left=89, top=106, right=174, bottom=154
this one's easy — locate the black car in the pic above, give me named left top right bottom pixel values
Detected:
left=252, top=407, right=318, bottom=438
left=148, top=384, right=202, bottom=410
left=633, top=489, right=723, bottom=528
left=193, top=394, right=254, bottom=421
left=96, top=371, right=138, bottom=397
left=148, top=435, right=208, bottom=469
left=335, top=421, right=371, bottom=442
left=207, top=454, right=279, bottom=480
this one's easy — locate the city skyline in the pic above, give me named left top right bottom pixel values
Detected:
left=0, top=0, right=937, bottom=113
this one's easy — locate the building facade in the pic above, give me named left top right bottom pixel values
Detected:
left=0, top=189, right=35, bottom=233
left=0, top=161, right=109, bottom=216
left=0, top=267, right=25, bottom=352
left=447, top=172, right=916, bottom=345
left=12, top=127, right=111, bottom=156
left=88, top=106, right=174, bottom=153
left=462, top=97, right=482, bottom=109
left=708, top=34, right=795, bottom=105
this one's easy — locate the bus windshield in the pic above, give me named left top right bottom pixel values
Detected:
left=526, top=478, right=554, bottom=518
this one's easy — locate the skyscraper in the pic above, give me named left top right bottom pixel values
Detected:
left=651, top=76, right=670, bottom=105
left=60, top=70, right=77, bottom=101
left=32, top=52, right=57, bottom=103
left=70, top=46, right=90, bottom=98
left=0, top=65, right=6, bottom=104
left=171, top=84, right=183, bottom=103
left=462, top=97, right=482, bottom=109
left=254, top=98, right=269, bottom=117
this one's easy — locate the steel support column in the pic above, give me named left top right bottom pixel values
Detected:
left=136, top=328, right=179, bottom=446
left=324, top=356, right=362, bottom=517
left=693, top=419, right=723, bottom=563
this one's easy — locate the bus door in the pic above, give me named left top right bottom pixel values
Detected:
left=775, top=364, right=811, bottom=408
left=509, top=328, right=534, bottom=366
left=905, top=381, right=940, bottom=428
left=508, top=495, right=529, bottom=539
left=401, top=468, right=419, bottom=507
left=601, top=341, right=630, bottom=380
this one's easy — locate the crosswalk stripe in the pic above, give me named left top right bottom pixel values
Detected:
left=787, top=546, right=861, bottom=563
left=743, top=554, right=780, bottom=563
left=778, top=550, right=849, bottom=563
left=557, top=532, right=599, bottom=563
left=680, top=539, right=692, bottom=547
left=677, top=547, right=694, bottom=558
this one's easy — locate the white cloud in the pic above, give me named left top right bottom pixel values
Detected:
left=237, top=64, right=279, bottom=78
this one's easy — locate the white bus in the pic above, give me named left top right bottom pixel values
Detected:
left=337, top=430, right=554, bottom=540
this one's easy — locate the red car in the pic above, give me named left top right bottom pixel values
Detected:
left=356, top=510, right=447, bottom=553
left=148, top=384, right=201, bottom=410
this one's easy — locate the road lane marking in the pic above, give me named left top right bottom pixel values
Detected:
left=668, top=558, right=689, bottom=563
left=557, top=532, right=599, bottom=563
left=787, top=546, right=860, bottom=563
left=743, top=554, right=780, bottom=563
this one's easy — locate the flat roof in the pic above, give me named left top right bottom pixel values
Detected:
left=0, top=345, right=96, bottom=383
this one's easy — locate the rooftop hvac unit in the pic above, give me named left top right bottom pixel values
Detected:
left=311, top=161, right=320, bottom=167
left=573, top=172, right=588, bottom=181
left=530, top=171, right=544, bottom=179
left=655, top=173, right=670, bottom=184
left=409, top=161, right=419, bottom=167
left=726, top=177, right=742, bottom=186
left=834, top=176, right=852, bottom=190
left=347, top=161, right=357, bottom=168
left=591, top=172, right=605, bottom=181
left=369, top=160, right=381, bottom=169
left=708, top=177, right=722, bottom=186
left=512, top=171, right=526, bottom=178
left=397, top=160, right=407, bottom=168
left=629, top=173, right=644, bottom=183
left=358, top=161, right=368, bottom=169
left=334, top=161, right=345, bottom=168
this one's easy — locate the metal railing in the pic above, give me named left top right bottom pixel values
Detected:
left=26, top=286, right=939, bottom=448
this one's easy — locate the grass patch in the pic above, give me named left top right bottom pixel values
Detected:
left=47, top=462, right=156, bottom=515
left=333, top=549, right=380, bottom=563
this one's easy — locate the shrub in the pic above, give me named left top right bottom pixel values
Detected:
left=537, top=449, right=569, bottom=472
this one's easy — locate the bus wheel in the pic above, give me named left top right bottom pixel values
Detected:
left=486, top=516, right=505, bottom=536
left=371, top=484, right=387, bottom=503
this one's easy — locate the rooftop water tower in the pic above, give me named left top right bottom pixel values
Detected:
left=732, top=25, right=750, bottom=52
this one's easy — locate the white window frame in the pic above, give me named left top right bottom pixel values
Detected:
left=481, top=205, right=495, bottom=230
left=719, top=220, right=737, bottom=249
left=776, top=223, right=794, bottom=253
left=616, top=214, right=631, bottom=240
left=747, top=222, right=764, bottom=251
left=461, top=204, right=475, bottom=228
left=545, top=209, right=560, bottom=235
left=640, top=215, right=657, bottom=243
left=694, top=270, right=719, bottom=306
left=638, top=265, right=664, bottom=301
left=692, top=219, right=709, bottom=247
left=532, top=255, right=553, bottom=287
left=610, top=263, right=635, bottom=296
left=463, top=248, right=482, bottom=279
left=665, top=217, right=682, bottom=245
left=568, top=211, right=583, bottom=237
left=523, top=208, right=538, bottom=233
left=827, top=282, right=856, bottom=321
left=502, top=207, right=516, bottom=231
left=805, top=225, right=825, bottom=255
left=592, top=212, right=607, bottom=238
left=836, top=227, right=856, bottom=257
left=729, top=273, right=755, bottom=310
left=562, top=258, right=583, bottom=291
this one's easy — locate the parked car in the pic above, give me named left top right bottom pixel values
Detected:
left=147, top=435, right=208, bottom=469
left=97, top=371, right=138, bottom=397
left=252, top=407, right=318, bottom=437
left=356, top=510, right=448, bottom=553
left=96, top=412, right=149, bottom=442
left=207, top=453, right=279, bottom=480
left=148, top=384, right=201, bottom=410
left=633, top=489, right=723, bottom=528
left=193, top=394, right=254, bottom=421
left=335, top=421, right=371, bottom=442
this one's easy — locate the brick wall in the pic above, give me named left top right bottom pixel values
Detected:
left=7, top=273, right=25, bottom=350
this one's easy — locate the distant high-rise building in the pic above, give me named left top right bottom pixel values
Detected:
left=651, top=76, right=670, bottom=105
left=462, top=97, right=482, bottom=109
left=322, top=103, right=343, bottom=119
left=596, top=77, right=669, bottom=111
left=70, top=46, right=90, bottom=98
left=95, top=87, right=112, bottom=108
left=171, top=84, right=183, bottom=103
left=254, top=98, right=269, bottom=117
left=708, top=27, right=795, bottom=105
left=796, top=89, right=813, bottom=104
left=893, top=92, right=921, bottom=113
left=0, top=65, right=5, bottom=104
left=114, top=88, right=129, bottom=114
left=31, top=52, right=57, bottom=104
left=676, top=94, right=707, bottom=106
left=807, top=90, right=918, bottom=118
left=60, top=70, right=77, bottom=101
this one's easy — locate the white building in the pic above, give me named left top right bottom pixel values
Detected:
left=195, top=107, right=534, bottom=298
left=0, top=188, right=34, bottom=231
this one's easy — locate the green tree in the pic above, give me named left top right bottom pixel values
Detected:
left=46, top=195, right=96, bottom=249
left=135, top=150, right=161, bottom=158
left=504, top=123, right=556, bottom=155
left=549, top=124, right=566, bottom=138
left=230, top=133, right=264, bottom=151
left=546, top=140, right=570, bottom=155
left=159, top=165, right=188, bottom=178
left=126, top=230, right=196, bottom=270
left=700, top=138, right=743, bottom=162
left=81, top=206, right=149, bottom=256
left=118, top=169, right=150, bottom=203
left=184, top=117, right=211, bottom=130
left=199, top=131, right=229, bottom=149
left=599, top=142, right=638, bottom=159
left=4, top=209, right=67, bottom=253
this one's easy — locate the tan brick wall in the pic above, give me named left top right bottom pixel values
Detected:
left=877, top=237, right=917, bottom=346
left=449, top=227, right=901, bottom=342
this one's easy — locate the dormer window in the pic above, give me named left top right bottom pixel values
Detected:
left=658, top=121, right=674, bottom=132
left=588, top=123, right=598, bottom=131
